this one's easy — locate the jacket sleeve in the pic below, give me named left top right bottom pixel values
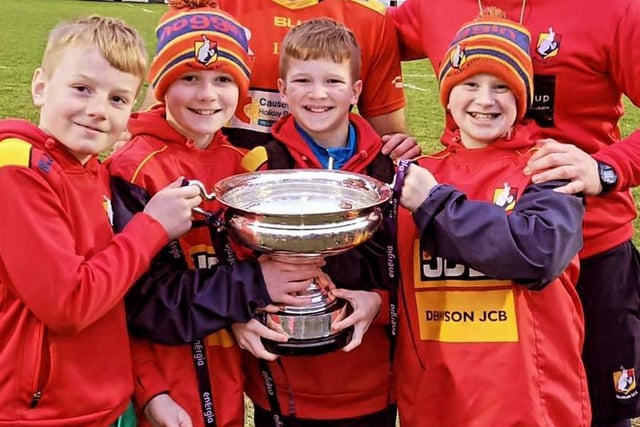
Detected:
left=412, top=181, right=584, bottom=289
left=387, top=0, right=429, bottom=61
left=591, top=0, right=640, bottom=190
left=130, top=337, right=170, bottom=409
left=0, top=163, right=168, bottom=336
left=111, top=176, right=273, bottom=345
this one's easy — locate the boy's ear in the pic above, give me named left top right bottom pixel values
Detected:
left=277, top=78, right=287, bottom=101
left=31, top=68, right=47, bottom=108
left=351, top=79, right=363, bottom=105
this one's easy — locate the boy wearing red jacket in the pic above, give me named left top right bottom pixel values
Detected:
left=0, top=15, right=199, bottom=427
left=395, top=9, right=591, bottom=427
left=234, top=18, right=399, bottom=427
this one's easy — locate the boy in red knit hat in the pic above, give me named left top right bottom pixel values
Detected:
left=394, top=9, right=591, bottom=426
left=105, top=1, right=322, bottom=426
left=0, top=15, right=200, bottom=427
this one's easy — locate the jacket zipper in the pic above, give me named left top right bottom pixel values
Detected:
left=29, top=325, right=49, bottom=409
left=30, top=391, right=42, bottom=408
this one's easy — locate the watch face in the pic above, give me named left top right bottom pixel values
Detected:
left=598, top=162, right=618, bottom=191
left=602, top=168, right=617, bottom=184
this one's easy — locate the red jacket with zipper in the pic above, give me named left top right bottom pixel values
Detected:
left=0, top=119, right=168, bottom=426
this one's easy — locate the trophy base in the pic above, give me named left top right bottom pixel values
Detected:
left=261, top=326, right=354, bottom=356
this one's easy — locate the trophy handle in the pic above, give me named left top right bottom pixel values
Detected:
left=187, top=179, right=217, bottom=200
left=186, top=179, right=217, bottom=217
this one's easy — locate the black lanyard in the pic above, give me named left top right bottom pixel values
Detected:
left=191, top=338, right=216, bottom=426
left=386, top=159, right=411, bottom=362
left=189, top=210, right=235, bottom=427
left=259, top=358, right=292, bottom=426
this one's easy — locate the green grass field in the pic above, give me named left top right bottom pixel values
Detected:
left=1, top=1, right=640, bottom=425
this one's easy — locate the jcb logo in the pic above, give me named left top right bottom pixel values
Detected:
left=420, top=255, right=486, bottom=281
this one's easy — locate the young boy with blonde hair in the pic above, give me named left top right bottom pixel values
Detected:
left=0, top=15, right=200, bottom=427
left=234, top=17, right=399, bottom=427
left=105, top=1, right=322, bottom=426
left=395, top=9, right=591, bottom=426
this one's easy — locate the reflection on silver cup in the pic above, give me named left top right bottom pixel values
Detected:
left=213, top=169, right=391, bottom=356
left=261, top=282, right=354, bottom=355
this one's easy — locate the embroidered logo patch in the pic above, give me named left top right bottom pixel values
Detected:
left=614, top=366, right=638, bottom=400
left=536, top=27, right=561, bottom=59
left=492, top=183, right=517, bottom=211
left=37, top=156, right=53, bottom=174
left=450, top=44, right=467, bottom=69
left=194, top=35, right=219, bottom=66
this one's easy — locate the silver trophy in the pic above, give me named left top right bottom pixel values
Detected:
left=190, top=169, right=391, bottom=355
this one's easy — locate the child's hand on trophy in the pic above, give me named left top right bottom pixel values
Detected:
left=316, top=270, right=337, bottom=303
left=258, top=254, right=325, bottom=306
left=231, top=319, right=286, bottom=361
left=329, top=289, right=382, bottom=352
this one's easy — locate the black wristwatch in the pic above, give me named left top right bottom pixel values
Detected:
left=597, top=161, right=618, bottom=194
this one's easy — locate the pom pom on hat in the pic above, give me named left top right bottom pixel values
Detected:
left=438, top=8, right=533, bottom=120
left=148, top=0, right=252, bottom=103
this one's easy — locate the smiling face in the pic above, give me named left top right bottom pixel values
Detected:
left=277, top=57, right=362, bottom=148
left=164, top=69, right=239, bottom=149
left=32, top=44, right=140, bottom=165
left=447, top=73, right=518, bottom=149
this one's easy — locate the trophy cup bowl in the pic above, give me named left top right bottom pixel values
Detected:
left=212, top=169, right=392, bottom=356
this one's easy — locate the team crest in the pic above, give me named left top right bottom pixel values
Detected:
left=536, top=27, right=561, bottom=59
left=492, top=183, right=517, bottom=211
left=613, top=366, right=638, bottom=400
left=195, top=35, right=219, bottom=66
left=450, top=44, right=467, bottom=69
left=102, top=195, right=114, bottom=226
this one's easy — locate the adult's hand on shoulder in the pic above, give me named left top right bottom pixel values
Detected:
left=524, top=139, right=601, bottom=195
left=381, top=133, right=422, bottom=160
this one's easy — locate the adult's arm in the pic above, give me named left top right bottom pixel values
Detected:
left=387, top=0, right=429, bottom=61
left=358, top=10, right=408, bottom=131
left=591, top=0, right=640, bottom=191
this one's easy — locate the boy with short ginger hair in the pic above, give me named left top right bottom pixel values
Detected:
left=235, top=17, right=398, bottom=427
left=0, top=15, right=200, bottom=427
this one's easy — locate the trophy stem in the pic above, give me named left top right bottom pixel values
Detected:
left=261, top=296, right=354, bottom=356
